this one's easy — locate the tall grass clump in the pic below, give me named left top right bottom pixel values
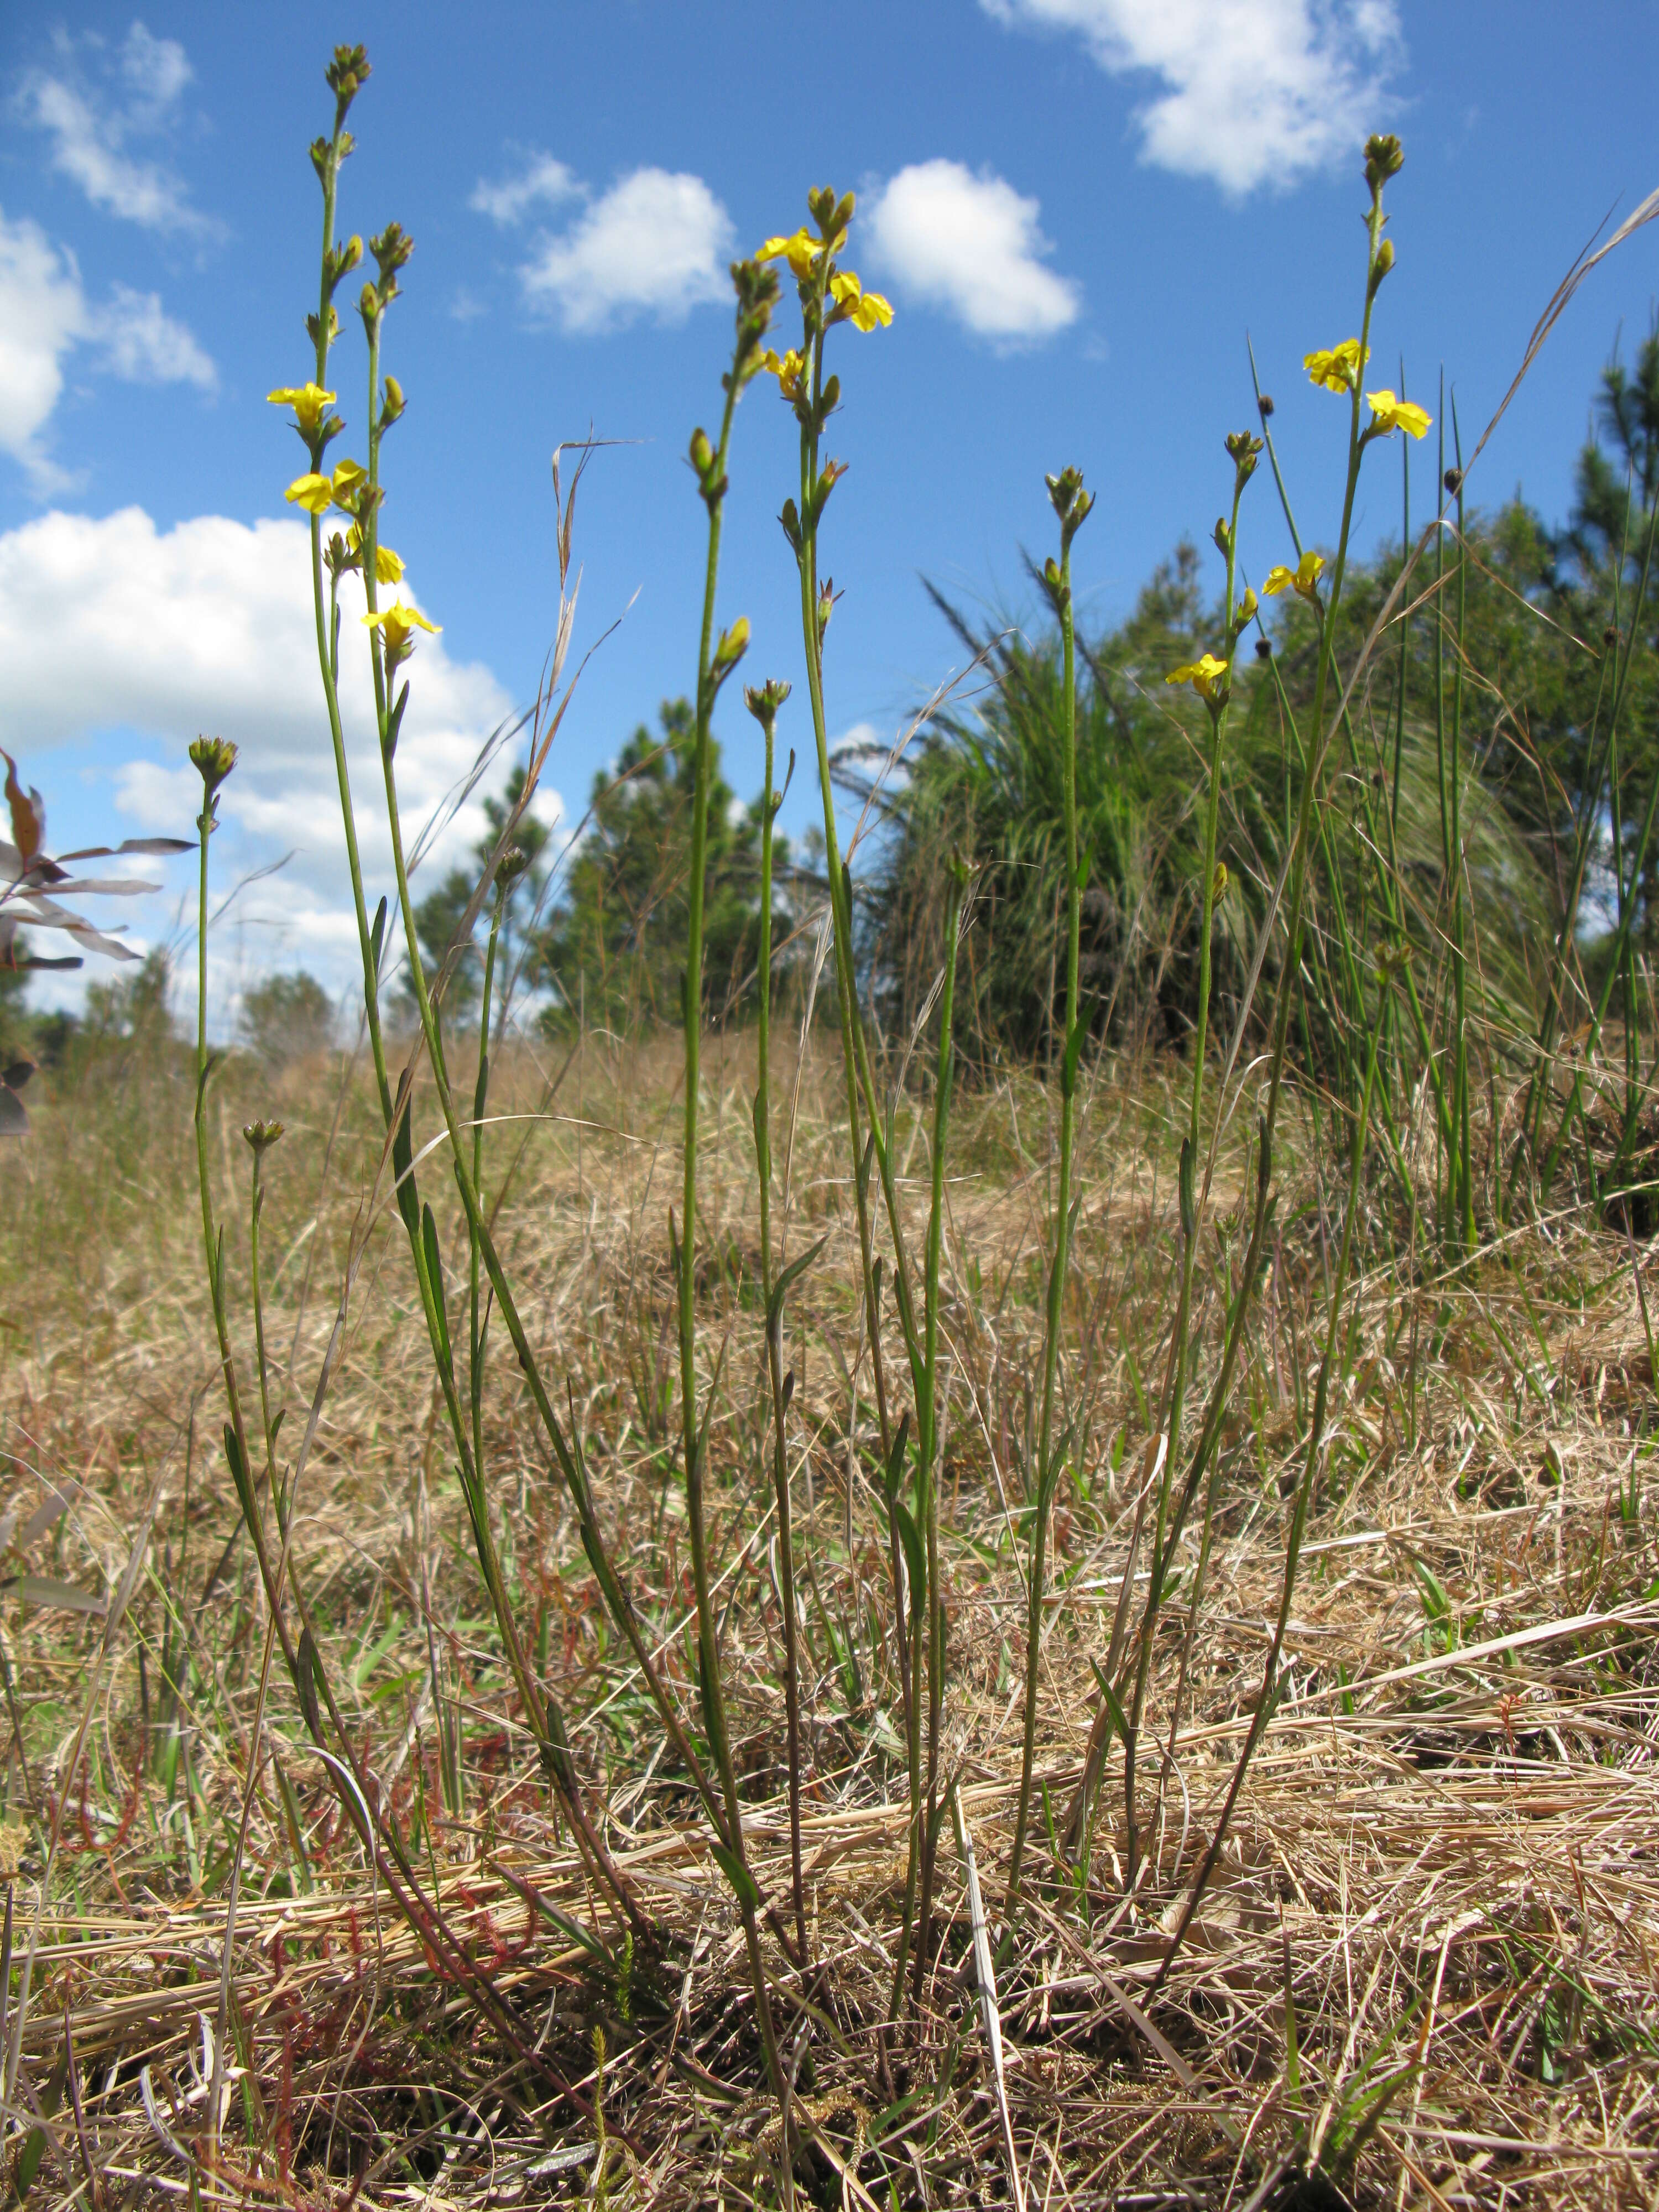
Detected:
left=116, top=40, right=1659, bottom=2206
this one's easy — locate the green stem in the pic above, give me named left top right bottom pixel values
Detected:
left=750, top=689, right=810, bottom=1966
left=1005, top=475, right=1091, bottom=1921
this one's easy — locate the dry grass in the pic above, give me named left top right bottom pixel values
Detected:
left=3, top=1028, right=1658, bottom=2211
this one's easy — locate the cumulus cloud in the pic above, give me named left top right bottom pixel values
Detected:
left=16, top=20, right=220, bottom=238
left=474, top=152, right=733, bottom=335
left=0, top=507, right=551, bottom=996
left=0, top=212, right=88, bottom=491
left=865, top=161, right=1079, bottom=346
left=470, top=154, right=580, bottom=227
left=0, top=209, right=215, bottom=489
left=98, top=284, right=216, bottom=388
left=982, top=0, right=1402, bottom=195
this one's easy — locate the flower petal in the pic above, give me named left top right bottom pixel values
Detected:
left=285, top=472, right=335, bottom=515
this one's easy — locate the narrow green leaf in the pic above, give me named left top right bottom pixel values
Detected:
left=892, top=1497, right=926, bottom=1614
left=881, top=1411, right=911, bottom=1502
left=422, top=1203, right=452, bottom=1365
left=1088, top=1658, right=1129, bottom=1748
left=768, top=1232, right=829, bottom=1328
left=709, top=1840, right=761, bottom=1916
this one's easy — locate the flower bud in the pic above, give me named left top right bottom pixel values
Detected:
left=371, top=222, right=414, bottom=281
left=1224, top=430, right=1263, bottom=465
left=690, top=427, right=714, bottom=479
left=744, top=678, right=792, bottom=724
left=1213, top=516, right=1232, bottom=555
left=1364, top=134, right=1404, bottom=192
left=1374, top=237, right=1395, bottom=280
left=1444, top=467, right=1463, bottom=495
left=243, top=1120, right=285, bottom=1154
left=1257, top=393, right=1275, bottom=419
left=382, top=374, right=404, bottom=423
left=713, top=616, right=750, bottom=674
left=497, top=846, right=530, bottom=887
left=327, top=44, right=371, bottom=105
left=190, top=736, right=238, bottom=792
left=1211, top=861, right=1230, bottom=904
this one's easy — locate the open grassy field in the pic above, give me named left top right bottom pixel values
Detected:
left=4, top=1030, right=1657, bottom=2211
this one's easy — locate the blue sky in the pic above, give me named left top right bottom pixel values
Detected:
left=3, top=0, right=1657, bottom=1029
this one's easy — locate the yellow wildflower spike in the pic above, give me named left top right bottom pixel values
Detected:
left=285, top=472, right=335, bottom=515
left=1365, top=389, right=1432, bottom=440
left=1165, top=653, right=1229, bottom=701
left=1303, top=340, right=1369, bottom=394
left=267, top=383, right=337, bottom=435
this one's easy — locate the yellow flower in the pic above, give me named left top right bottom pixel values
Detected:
left=759, top=348, right=807, bottom=404
left=1235, top=587, right=1258, bottom=625
left=1303, top=340, right=1369, bottom=394
left=1262, top=551, right=1326, bottom=601
left=828, top=270, right=894, bottom=331
left=1166, top=653, right=1229, bottom=701
left=363, top=599, right=439, bottom=664
left=267, top=383, right=337, bottom=435
left=286, top=457, right=369, bottom=518
left=347, top=524, right=404, bottom=584
left=285, top=472, right=335, bottom=515
left=1365, top=389, right=1432, bottom=440
left=760, top=229, right=821, bottom=280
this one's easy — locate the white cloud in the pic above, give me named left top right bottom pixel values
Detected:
left=0, top=507, right=551, bottom=999
left=982, top=0, right=1402, bottom=195
left=97, top=284, right=216, bottom=388
left=865, top=161, right=1079, bottom=347
left=0, top=212, right=88, bottom=491
left=0, top=209, right=216, bottom=489
left=471, top=154, right=580, bottom=227
left=479, top=158, right=733, bottom=335
left=17, top=21, right=219, bottom=238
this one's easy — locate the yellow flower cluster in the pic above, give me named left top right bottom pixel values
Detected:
left=761, top=227, right=839, bottom=278
left=285, top=457, right=367, bottom=514
left=1165, top=653, right=1229, bottom=701
left=756, top=234, right=890, bottom=329
left=1262, top=550, right=1326, bottom=601
left=828, top=270, right=893, bottom=331
left=347, top=524, right=404, bottom=585
left=1365, top=388, right=1432, bottom=440
left=758, top=347, right=807, bottom=404
left=1303, top=341, right=1369, bottom=394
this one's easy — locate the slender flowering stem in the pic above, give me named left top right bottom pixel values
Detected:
left=1005, top=469, right=1092, bottom=1923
